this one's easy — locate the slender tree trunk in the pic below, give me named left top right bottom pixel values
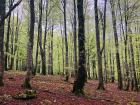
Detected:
left=48, top=25, right=54, bottom=75
left=34, top=31, right=39, bottom=75
left=63, top=0, right=69, bottom=81
left=38, top=0, right=46, bottom=75
left=73, top=0, right=78, bottom=77
left=22, top=0, right=35, bottom=89
left=129, top=34, right=138, bottom=91
left=118, top=0, right=129, bottom=90
left=110, top=0, right=123, bottom=90
left=57, top=45, right=61, bottom=74
left=110, top=51, right=115, bottom=83
left=10, top=13, right=15, bottom=70
left=92, top=59, right=96, bottom=80
left=60, top=17, right=65, bottom=75
left=14, top=11, right=19, bottom=70
left=94, top=0, right=105, bottom=90
left=102, top=0, right=107, bottom=83
left=16, top=51, right=19, bottom=70
left=42, top=0, right=48, bottom=75
left=5, top=0, right=13, bottom=71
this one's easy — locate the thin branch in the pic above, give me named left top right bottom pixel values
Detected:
left=5, top=0, right=22, bottom=19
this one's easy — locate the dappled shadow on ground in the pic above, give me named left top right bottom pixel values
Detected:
left=0, top=71, right=140, bottom=105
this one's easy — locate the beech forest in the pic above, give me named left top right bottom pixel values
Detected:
left=0, top=0, right=140, bottom=105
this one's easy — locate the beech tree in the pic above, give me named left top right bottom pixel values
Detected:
left=73, top=0, right=78, bottom=76
left=62, top=0, right=69, bottom=81
left=110, top=0, right=123, bottom=90
left=94, top=0, right=105, bottom=90
left=0, top=0, right=6, bottom=86
left=0, top=0, right=22, bottom=86
left=72, top=0, right=87, bottom=95
left=22, top=0, right=35, bottom=89
left=5, top=0, right=12, bottom=71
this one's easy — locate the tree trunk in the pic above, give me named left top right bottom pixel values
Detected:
left=72, top=0, right=87, bottom=95
left=14, top=11, right=19, bottom=70
left=22, top=0, right=35, bottom=89
left=34, top=31, right=39, bottom=75
left=73, top=0, right=78, bottom=77
left=129, top=34, right=138, bottom=91
left=48, top=25, right=54, bottom=75
left=118, top=0, right=129, bottom=90
left=9, top=13, right=15, bottom=70
left=0, top=0, right=6, bottom=86
left=110, top=51, right=115, bottom=83
left=87, top=48, right=91, bottom=79
left=92, top=59, right=96, bottom=80
left=101, top=0, right=107, bottom=83
left=94, top=0, right=105, bottom=90
left=60, top=17, right=65, bottom=75
left=42, top=0, right=48, bottom=75
left=63, top=0, right=69, bottom=81
left=110, top=0, right=123, bottom=90
left=38, top=0, right=46, bottom=75
left=5, top=0, right=13, bottom=71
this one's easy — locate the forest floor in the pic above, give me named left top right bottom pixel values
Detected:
left=0, top=71, right=140, bottom=105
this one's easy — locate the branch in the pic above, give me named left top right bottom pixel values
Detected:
left=5, top=0, right=22, bottom=19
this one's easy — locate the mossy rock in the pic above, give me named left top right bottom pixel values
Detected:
left=12, top=90, right=37, bottom=100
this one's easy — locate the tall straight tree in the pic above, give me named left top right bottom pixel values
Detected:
left=94, top=0, right=105, bottom=90
left=73, top=0, right=78, bottom=76
left=43, top=0, right=48, bottom=75
left=34, top=27, right=39, bottom=75
left=0, top=0, right=6, bottom=86
left=14, top=11, right=20, bottom=70
left=72, top=0, right=87, bottom=95
left=0, top=0, right=21, bottom=86
left=98, top=0, right=107, bottom=83
left=5, top=0, right=13, bottom=71
left=102, top=0, right=107, bottom=83
left=62, top=0, right=69, bottom=81
left=110, top=0, right=123, bottom=90
left=48, top=24, right=54, bottom=75
left=10, top=12, right=15, bottom=70
left=38, top=0, right=47, bottom=75
left=60, top=17, right=65, bottom=75
left=22, top=0, right=35, bottom=89
left=129, top=29, right=138, bottom=91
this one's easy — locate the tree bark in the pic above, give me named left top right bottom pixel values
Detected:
left=48, top=25, right=54, bottom=75
left=72, top=0, right=87, bottom=95
left=34, top=30, right=39, bottom=75
left=129, top=33, right=138, bottom=91
left=110, top=0, right=123, bottom=90
left=5, top=0, right=13, bottom=71
left=94, top=0, right=105, bottom=90
left=10, top=13, right=15, bottom=70
left=38, top=0, right=46, bottom=75
left=0, top=0, right=6, bottom=86
left=22, top=0, right=35, bottom=89
left=63, top=0, right=69, bottom=81
left=73, top=0, right=78, bottom=77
